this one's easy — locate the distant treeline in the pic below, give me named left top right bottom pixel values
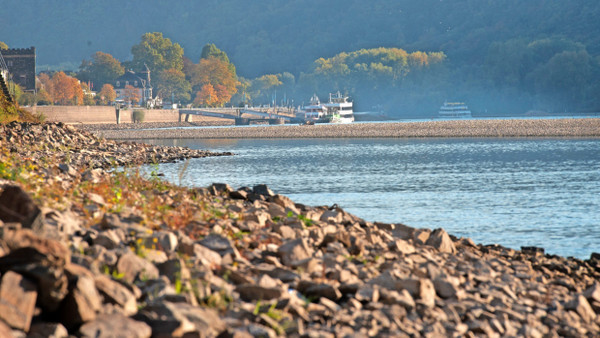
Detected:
left=2, top=0, right=600, bottom=115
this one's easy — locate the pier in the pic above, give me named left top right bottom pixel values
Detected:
left=178, top=107, right=295, bottom=125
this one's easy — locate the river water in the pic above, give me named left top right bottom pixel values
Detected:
left=145, top=137, right=600, bottom=259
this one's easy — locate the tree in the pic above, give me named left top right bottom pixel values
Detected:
left=193, top=83, right=218, bottom=107
left=156, top=68, right=191, bottom=102
left=191, top=57, right=237, bottom=105
left=200, top=43, right=236, bottom=75
left=77, top=51, right=124, bottom=89
left=0, top=41, right=8, bottom=50
left=50, top=72, right=84, bottom=105
left=131, top=32, right=184, bottom=76
left=122, top=84, right=141, bottom=105
left=98, top=84, right=116, bottom=105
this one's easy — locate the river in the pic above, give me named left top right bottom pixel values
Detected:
left=144, top=137, right=600, bottom=259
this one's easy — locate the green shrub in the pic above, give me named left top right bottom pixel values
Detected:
left=132, top=109, right=145, bottom=123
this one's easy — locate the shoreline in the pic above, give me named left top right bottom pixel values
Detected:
left=1, top=122, right=599, bottom=336
left=82, top=118, right=600, bottom=140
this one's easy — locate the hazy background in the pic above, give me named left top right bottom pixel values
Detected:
left=2, top=0, right=599, bottom=117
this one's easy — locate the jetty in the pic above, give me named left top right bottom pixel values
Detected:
left=178, top=107, right=295, bottom=125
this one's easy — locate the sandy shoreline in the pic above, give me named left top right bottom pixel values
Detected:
left=84, top=118, right=600, bottom=140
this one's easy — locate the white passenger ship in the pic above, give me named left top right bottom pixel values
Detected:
left=438, top=102, right=472, bottom=118
left=296, top=92, right=354, bottom=123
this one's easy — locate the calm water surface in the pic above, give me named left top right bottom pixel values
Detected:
left=145, top=138, right=600, bottom=259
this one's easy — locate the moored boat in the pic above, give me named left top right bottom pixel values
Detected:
left=296, top=92, right=355, bottom=124
left=438, top=102, right=472, bottom=118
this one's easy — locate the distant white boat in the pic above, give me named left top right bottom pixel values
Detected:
left=439, top=102, right=472, bottom=118
left=296, top=92, right=354, bottom=123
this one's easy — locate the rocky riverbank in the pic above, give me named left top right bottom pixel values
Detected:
left=86, top=118, right=600, bottom=140
left=0, top=122, right=599, bottom=337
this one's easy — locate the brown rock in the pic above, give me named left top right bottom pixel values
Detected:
left=0, top=229, right=69, bottom=311
left=236, top=284, right=284, bottom=301
left=277, top=238, right=313, bottom=266
left=425, top=228, right=456, bottom=254
left=134, top=301, right=225, bottom=337
left=0, top=185, right=41, bottom=228
left=565, top=294, right=596, bottom=323
left=28, top=322, right=69, bottom=338
left=94, top=274, right=138, bottom=316
left=297, top=280, right=342, bottom=300
left=0, top=271, right=37, bottom=331
left=60, top=274, right=102, bottom=327
left=0, top=320, right=14, bottom=338
left=192, top=243, right=223, bottom=267
left=433, top=275, right=461, bottom=299
left=79, top=314, right=151, bottom=338
left=419, top=278, right=436, bottom=308
left=116, top=252, right=159, bottom=284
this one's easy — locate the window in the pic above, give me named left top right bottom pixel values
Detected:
left=125, top=81, right=129, bottom=86
left=134, top=81, right=138, bottom=86
left=116, top=81, right=120, bottom=87
left=7, top=61, right=13, bottom=67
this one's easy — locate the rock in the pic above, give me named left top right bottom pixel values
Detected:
left=154, top=231, right=178, bottom=253
left=157, top=258, right=190, bottom=284
left=433, top=275, right=461, bottom=299
left=278, top=238, right=314, bottom=266
left=134, top=301, right=225, bottom=337
left=198, top=234, right=236, bottom=257
left=320, top=209, right=343, bottom=223
left=191, top=243, right=223, bottom=267
left=79, top=314, right=152, bottom=338
left=236, top=284, right=284, bottom=301
left=94, top=274, right=138, bottom=316
left=297, top=280, right=342, bottom=300
left=0, top=185, right=41, bottom=229
left=0, top=229, right=69, bottom=311
left=583, top=282, right=600, bottom=303
left=391, top=239, right=416, bottom=255
left=425, top=228, right=456, bottom=254
left=565, top=294, right=596, bottom=323
left=418, top=278, right=436, bottom=308
left=58, top=163, right=77, bottom=176
left=115, top=252, right=160, bottom=284
left=60, top=272, right=102, bottom=327
left=0, top=271, right=37, bottom=331
left=253, top=184, right=275, bottom=197
left=28, top=322, right=69, bottom=338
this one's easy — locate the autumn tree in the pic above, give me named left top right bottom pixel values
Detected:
left=98, top=84, right=116, bottom=105
left=201, top=43, right=236, bottom=75
left=189, top=57, right=237, bottom=106
left=0, top=41, right=8, bottom=50
left=49, top=72, right=84, bottom=105
left=122, top=84, right=141, bottom=105
left=77, top=51, right=125, bottom=89
left=193, top=83, right=218, bottom=107
left=156, top=68, right=191, bottom=102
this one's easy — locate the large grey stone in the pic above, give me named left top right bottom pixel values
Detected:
left=116, top=252, right=159, bottom=284
left=278, top=238, right=313, bottom=266
left=425, top=228, right=456, bottom=254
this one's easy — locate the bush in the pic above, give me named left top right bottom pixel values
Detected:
left=132, top=109, right=145, bottom=123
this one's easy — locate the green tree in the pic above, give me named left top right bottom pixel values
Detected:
left=156, top=68, right=191, bottom=102
left=78, top=51, right=125, bottom=89
left=131, top=32, right=184, bottom=76
left=200, top=43, right=236, bottom=75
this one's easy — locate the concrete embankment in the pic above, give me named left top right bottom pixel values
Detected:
left=89, top=118, right=600, bottom=140
left=1, top=122, right=599, bottom=336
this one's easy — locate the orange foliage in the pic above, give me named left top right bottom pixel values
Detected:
left=98, top=84, right=116, bottom=105
left=49, top=72, right=84, bottom=105
left=123, top=85, right=141, bottom=104
left=193, top=83, right=218, bottom=107
left=192, top=57, right=237, bottom=106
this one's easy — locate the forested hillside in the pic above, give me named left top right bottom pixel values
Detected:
left=2, top=0, right=599, bottom=115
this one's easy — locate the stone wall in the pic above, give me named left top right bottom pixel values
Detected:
left=24, top=106, right=184, bottom=124
left=1, top=47, right=36, bottom=91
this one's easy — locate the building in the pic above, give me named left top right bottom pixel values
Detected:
left=0, top=47, right=36, bottom=91
left=114, top=66, right=153, bottom=106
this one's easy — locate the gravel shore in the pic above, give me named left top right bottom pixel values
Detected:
left=85, top=118, right=600, bottom=140
left=1, top=122, right=600, bottom=337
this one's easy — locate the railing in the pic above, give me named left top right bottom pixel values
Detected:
left=0, top=49, right=8, bottom=73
